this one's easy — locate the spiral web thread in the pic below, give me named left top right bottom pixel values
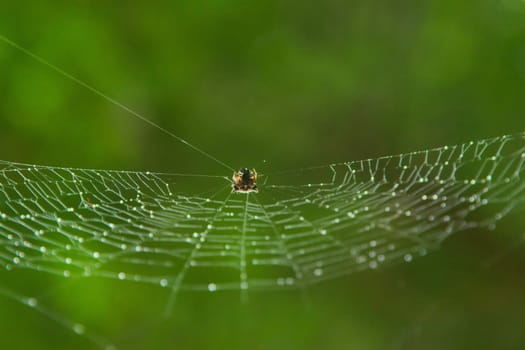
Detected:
left=1, top=133, right=524, bottom=300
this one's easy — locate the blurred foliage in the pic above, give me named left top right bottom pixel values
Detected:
left=0, top=1, right=525, bottom=349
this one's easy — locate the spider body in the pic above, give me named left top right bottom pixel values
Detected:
left=232, top=168, right=258, bottom=193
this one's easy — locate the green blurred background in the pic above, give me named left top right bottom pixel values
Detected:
left=1, top=1, right=525, bottom=349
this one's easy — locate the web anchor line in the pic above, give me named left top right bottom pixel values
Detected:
left=0, top=286, right=116, bottom=350
left=0, top=33, right=235, bottom=172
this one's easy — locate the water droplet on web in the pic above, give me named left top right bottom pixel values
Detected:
left=314, top=268, right=323, bottom=276
left=208, top=283, right=217, bottom=292
left=118, top=272, right=126, bottom=280
left=404, top=254, right=413, bottom=262
left=72, top=323, right=85, bottom=334
left=26, top=298, right=38, bottom=307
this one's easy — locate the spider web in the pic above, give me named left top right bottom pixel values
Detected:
left=1, top=133, right=524, bottom=301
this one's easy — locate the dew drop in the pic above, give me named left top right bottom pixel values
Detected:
left=208, top=283, right=217, bottom=292
left=73, top=323, right=85, bottom=335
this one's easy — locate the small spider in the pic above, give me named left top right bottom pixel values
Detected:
left=232, top=168, right=258, bottom=193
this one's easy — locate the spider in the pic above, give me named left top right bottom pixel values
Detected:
left=232, top=168, right=258, bottom=193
